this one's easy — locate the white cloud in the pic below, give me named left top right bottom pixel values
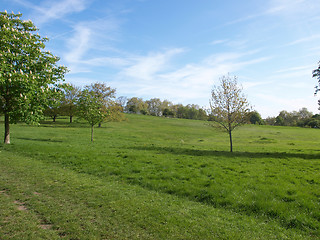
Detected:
left=210, top=39, right=228, bottom=45
left=62, top=16, right=122, bottom=73
left=65, top=25, right=91, bottom=63
left=113, top=49, right=270, bottom=106
left=34, top=0, right=89, bottom=24
left=121, top=48, right=185, bottom=80
left=255, top=93, right=318, bottom=117
left=267, top=0, right=320, bottom=19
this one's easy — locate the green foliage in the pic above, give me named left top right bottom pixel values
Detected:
left=248, top=111, right=264, bottom=125
left=59, top=83, right=80, bottom=123
left=77, top=82, right=116, bottom=141
left=271, top=108, right=314, bottom=127
left=126, top=97, right=148, bottom=114
left=124, top=97, right=208, bottom=120
left=0, top=11, right=67, bottom=143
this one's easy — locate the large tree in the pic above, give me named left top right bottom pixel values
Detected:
left=0, top=11, right=67, bottom=144
left=209, top=75, right=251, bottom=152
left=77, top=83, right=116, bottom=142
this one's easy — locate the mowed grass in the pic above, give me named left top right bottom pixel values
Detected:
left=0, top=114, right=319, bottom=239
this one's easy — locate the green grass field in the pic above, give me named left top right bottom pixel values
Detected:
left=0, top=114, right=319, bottom=239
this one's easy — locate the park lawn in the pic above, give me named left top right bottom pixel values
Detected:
left=0, top=114, right=319, bottom=239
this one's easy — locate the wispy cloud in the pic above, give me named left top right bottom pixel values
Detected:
left=65, top=25, right=91, bottom=63
left=13, top=0, right=90, bottom=25
left=62, top=16, right=123, bottom=73
left=34, top=0, right=89, bottom=24
left=210, top=39, right=228, bottom=45
left=256, top=93, right=317, bottom=113
left=286, top=34, right=320, bottom=46
left=275, top=65, right=314, bottom=73
left=114, top=49, right=270, bottom=105
left=122, top=48, right=185, bottom=81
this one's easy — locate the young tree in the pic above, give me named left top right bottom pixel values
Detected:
left=209, top=75, right=251, bottom=152
left=0, top=11, right=67, bottom=144
left=77, top=83, right=116, bottom=142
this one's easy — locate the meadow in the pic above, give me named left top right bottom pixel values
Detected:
left=0, top=114, right=319, bottom=239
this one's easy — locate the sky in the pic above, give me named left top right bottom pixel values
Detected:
left=2, top=0, right=320, bottom=118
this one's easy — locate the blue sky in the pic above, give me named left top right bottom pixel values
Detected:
left=2, top=0, right=320, bottom=117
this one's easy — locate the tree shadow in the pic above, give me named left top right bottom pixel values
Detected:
left=129, top=145, right=320, bottom=160
left=17, top=137, right=63, bottom=143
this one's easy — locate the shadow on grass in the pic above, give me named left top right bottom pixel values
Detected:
left=17, top=137, right=63, bottom=143
left=129, top=145, right=320, bottom=160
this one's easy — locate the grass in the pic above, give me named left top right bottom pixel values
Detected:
left=0, top=114, right=319, bottom=239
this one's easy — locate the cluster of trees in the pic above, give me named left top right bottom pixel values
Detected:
left=0, top=10, right=124, bottom=143
left=2, top=11, right=320, bottom=149
left=43, top=83, right=125, bottom=141
left=120, top=97, right=208, bottom=120
left=264, top=108, right=320, bottom=128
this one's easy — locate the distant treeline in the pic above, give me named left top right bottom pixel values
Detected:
left=118, top=97, right=208, bottom=120
left=264, top=108, right=320, bottom=128
left=40, top=83, right=318, bottom=128
left=118, top=97, right=319, bottom=128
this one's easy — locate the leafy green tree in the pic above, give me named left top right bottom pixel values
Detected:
left=105, top=102, right=126, bottom=122
left=0, top=11, right=67, bottom=144
left=248, top=111, right=264, bottom=125
left=176, top=104, right=187, bottom=118
left=59, top=83, right=80, bottom=123
left=163, top=108, right=174, bottom=117
left=146, top=98, right=163, bottom=116
left=275, top=115, right=284, bottom=126
left=77, top=83, right=115, bottom=142
left=209, top=75, right=251, bottom=152
left=126, top=97, right=148, bottom=114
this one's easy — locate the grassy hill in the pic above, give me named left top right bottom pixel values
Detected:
left=0, top=114, right=319, bottom=239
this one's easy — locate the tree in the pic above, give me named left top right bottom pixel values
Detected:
left=146, top=98, right=163, bottom=116
left=126, top=97, right=148, bottom=114
left=59, top=83, right=80, bottom=123
left=77, top=83, right=115, bottom=142
left=209, top=75, right=251, bottom=152
left=116, top=96, right=127, bottom=112
left=248, top=111, right=264, bottom=125
left=105, top=102, right=126, bottom=122
left=0, top=11, right=67, bottom=144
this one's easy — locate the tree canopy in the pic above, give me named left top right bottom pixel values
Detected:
left=77, top=83, right=116, bottom=142
left=0, top=11, right=67, bottom=143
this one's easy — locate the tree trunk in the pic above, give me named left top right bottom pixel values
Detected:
left=4, top=113, right=10, bottom=144
left=229, top=130, right=233, bottom=152
left=70, top=115, right=73, bottom=123
left=91, top=125, right=94, bottom=142
left=53, top=115, right=56, bottom=122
